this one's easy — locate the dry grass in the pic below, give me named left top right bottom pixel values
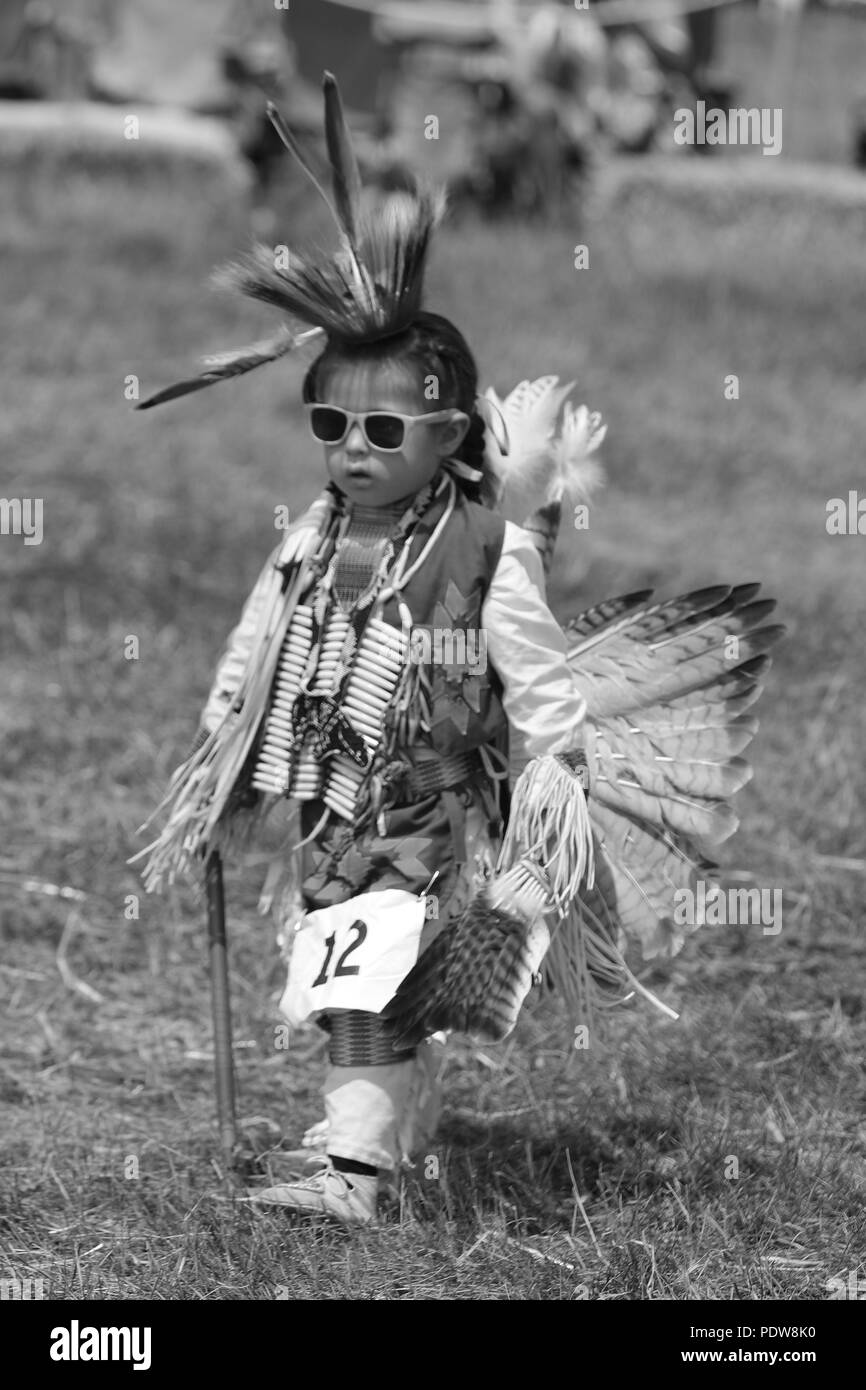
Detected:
left=1, top=129, right=865, bottom=1300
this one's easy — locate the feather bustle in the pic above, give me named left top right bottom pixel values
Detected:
left=544, top=582, right=786, bottom=999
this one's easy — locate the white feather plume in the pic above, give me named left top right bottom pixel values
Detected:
left=548, top=401, right=607, bottom=503
left=481, top=375, right=606, bottom=509
left=481, top=375, right=573, bottom=505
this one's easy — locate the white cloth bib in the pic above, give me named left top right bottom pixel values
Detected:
left=279, top=889, right=426, bottom=1026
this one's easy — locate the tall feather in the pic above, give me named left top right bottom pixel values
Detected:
left=323, top=71, right=363, bottom=253
left=137, top=79, right=446, bottom=410
left=265, top=100, right=339, bottom=230
left=135, top=326, right=322, bottom=410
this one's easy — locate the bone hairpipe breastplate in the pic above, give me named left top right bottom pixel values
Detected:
left=251, top=500, right=411, bottom=816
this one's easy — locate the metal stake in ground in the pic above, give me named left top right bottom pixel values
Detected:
left=206, top=851, right=238, bottom=1165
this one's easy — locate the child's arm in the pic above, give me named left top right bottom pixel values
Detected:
left=482, top=521, right=587, bottom=781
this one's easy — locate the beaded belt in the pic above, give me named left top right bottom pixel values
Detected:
left=391, top=748, right=484, bottom=805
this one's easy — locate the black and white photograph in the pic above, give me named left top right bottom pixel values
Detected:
left=1, top=0, right=864, bottom=1336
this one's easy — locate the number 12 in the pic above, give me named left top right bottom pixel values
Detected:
left=312, top=919, right=368, bottom=987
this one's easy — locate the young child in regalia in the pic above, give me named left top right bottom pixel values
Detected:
left=137, top=77, right=782, bottom=1226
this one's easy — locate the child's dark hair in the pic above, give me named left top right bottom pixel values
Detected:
left=302, top=311, right=494, bottom=505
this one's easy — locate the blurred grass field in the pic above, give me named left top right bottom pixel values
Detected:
left=1, top=123, right=865, bottom=1301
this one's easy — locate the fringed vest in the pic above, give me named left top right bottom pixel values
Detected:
left=249, top=476, right=507, bottom=819
left=379, top=484, right=507, bottom=759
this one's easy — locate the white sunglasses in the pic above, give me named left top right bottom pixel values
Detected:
left=305, top=404, right=466, bottom=453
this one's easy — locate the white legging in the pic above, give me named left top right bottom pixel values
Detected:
left=323, top=1039, right=445, bottom=1171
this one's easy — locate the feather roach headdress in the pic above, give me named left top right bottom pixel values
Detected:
left=137, top=73, right=446, bottom=410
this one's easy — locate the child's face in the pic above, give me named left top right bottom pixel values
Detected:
left=313, top=358, right=469, bottom=509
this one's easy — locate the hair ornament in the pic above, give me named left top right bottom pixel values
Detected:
left=137, top=72, right=446, bottom=410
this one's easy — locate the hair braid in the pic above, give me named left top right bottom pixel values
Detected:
left=453, top=407, right=492, bottom=505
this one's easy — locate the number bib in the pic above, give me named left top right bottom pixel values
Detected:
left=279, top=889, right=426, bottom=1027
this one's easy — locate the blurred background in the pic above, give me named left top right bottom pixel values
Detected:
left=1, top=0, right=864, bottom=1300
left=3, top=0, right=866, bottom=202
